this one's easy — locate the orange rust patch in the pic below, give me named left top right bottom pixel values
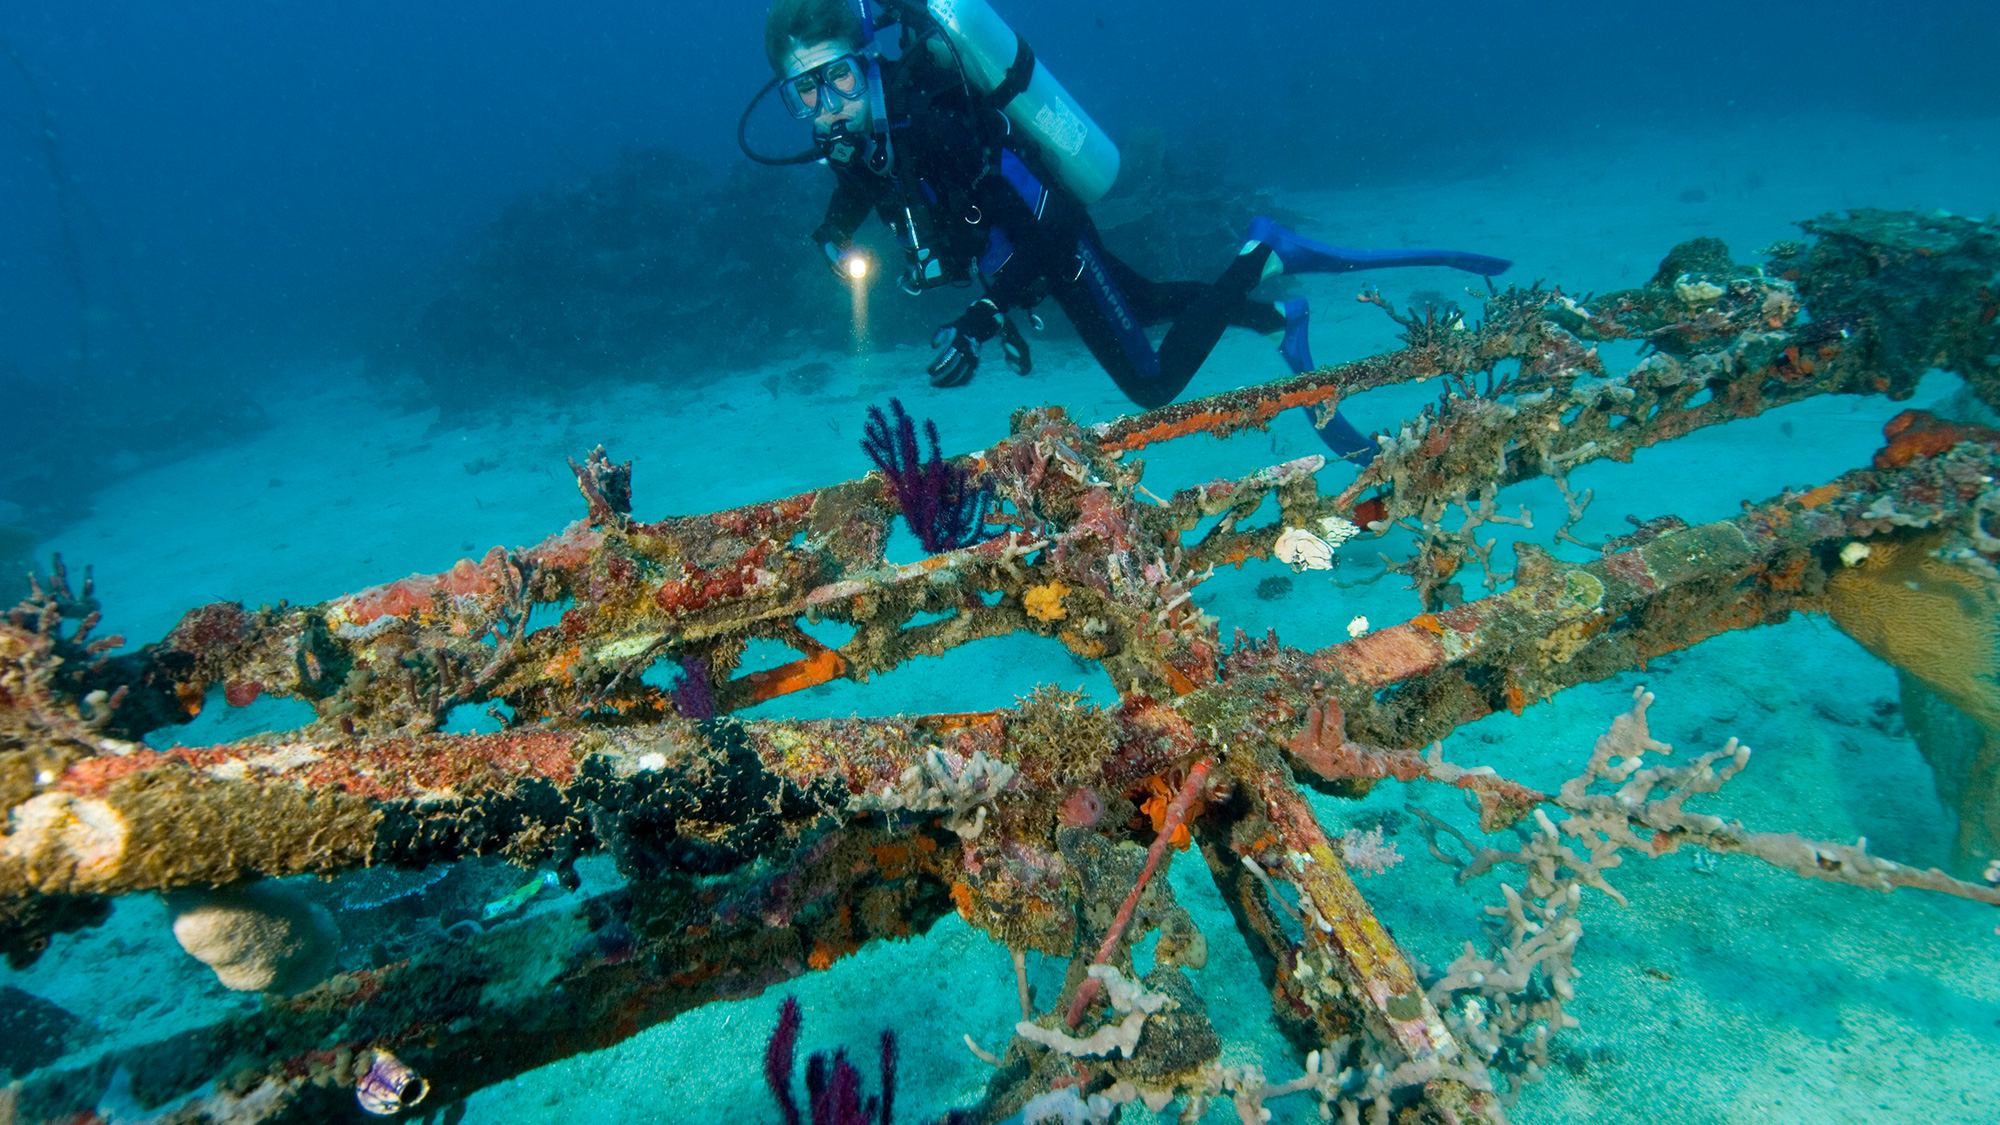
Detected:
left=917, top=711, right=1005, bottom=735
left=1796, top=483, right=1841, bottom=509
left=949, top=880, right=975, bottom=918
left=1100, top=385, right=1339, bottom=453
left=1217, top=541, right=1260, bottom=569
left=1412, top=613, right=1447, bottom=636
left=738, top=647, right=848, bottom=705
left=343, top=548, right=509, bottom=626
left=64, top=750, right=175, bottom=794
left=712, top=492, right=817, bottom=536
left=1506, top=682, right=1527, bottom=716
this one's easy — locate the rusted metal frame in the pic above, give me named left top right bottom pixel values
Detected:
left=1073, top=275, right=1874, bottom=619
left=9, top=430, right=1979, bottom=907
left=1088, top=272, right=1800, bottom=456
left=3, top=454, right=1983, bottom=1123
left=1326, top=311, right=1873, bottom=521
left=6, top=698, right=1034, bottom=898
left=122, top=274, right=1852, bottom=739
left=6, top=818, right=960, bottom=1125
left=668, top=446, right=1336, bottom=706
left=10, top=431, right=1972, bottom=910
left=140, top=479, right=873, bottom=736
left=1244, top=750, right=1495, bottom=1106
left=141, top=420, right=1336, bottom=732
left=1146, top=440, right=2000, bottom=1090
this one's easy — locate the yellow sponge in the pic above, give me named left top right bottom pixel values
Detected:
left=1824, top=531, right=2000, bottom=876
left=168, top=881, right=338, bottom=995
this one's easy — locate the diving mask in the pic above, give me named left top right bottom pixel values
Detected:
left=777, top=53, right=869, bottom=120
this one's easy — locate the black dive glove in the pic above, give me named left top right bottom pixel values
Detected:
left=928, top=298, right=1004, bottom=388
left=998, top=313, right=1033, bottom=375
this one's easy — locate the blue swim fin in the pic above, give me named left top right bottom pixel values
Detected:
left=1279, top=296, right=1314, bottom=375
left=1249, top=216, right=1511, bottom=277
left=1278, top=297, right=1377, bottom=467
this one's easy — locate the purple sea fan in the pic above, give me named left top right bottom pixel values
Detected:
left=669, top=654, right=716, bottom=720
left=861, top=399, right=993, bottom=555
left=765, top=996, right=899, bottom=1125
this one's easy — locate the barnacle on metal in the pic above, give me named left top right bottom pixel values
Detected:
left=5, top=211, right=2000, bottom=1124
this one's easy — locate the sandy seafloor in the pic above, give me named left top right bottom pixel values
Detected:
left=8, top=111, right=2000, bottom=1124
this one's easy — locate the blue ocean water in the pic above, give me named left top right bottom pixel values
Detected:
left=2, top=2, right=1999, bottom=1122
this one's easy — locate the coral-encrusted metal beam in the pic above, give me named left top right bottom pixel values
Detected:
left=16, top=434, right=1997, bottom=904
left=4, top=817, right=961, bottom=1125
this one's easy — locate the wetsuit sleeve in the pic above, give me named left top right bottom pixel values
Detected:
left=811, top=174, right=875, bottom=249
left=977, top=256, right=1043, bottom=315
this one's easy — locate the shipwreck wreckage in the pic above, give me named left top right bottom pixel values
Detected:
left=5, top=208, right=2000, bottom=1124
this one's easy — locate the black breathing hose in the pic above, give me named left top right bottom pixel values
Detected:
left=737, top=76, right=831, bottom=166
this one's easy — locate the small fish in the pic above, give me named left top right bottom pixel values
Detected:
left=481, top=870, right=559, bottom=920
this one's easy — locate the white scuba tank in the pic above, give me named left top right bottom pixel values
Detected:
left=924, top=0, right=1121, bottom=205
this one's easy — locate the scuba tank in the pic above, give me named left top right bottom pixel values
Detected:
left=922, top=0, right=1120, bottom=204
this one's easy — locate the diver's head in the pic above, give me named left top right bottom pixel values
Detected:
left=780, top=41, right=874, bottom=139
left=764, top=0, right=872, bottom=138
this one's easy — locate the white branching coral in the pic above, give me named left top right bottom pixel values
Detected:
left=1337, top=826, right=1405, bottom=877
left=1404, top=684, right=1997, bottom=1105
left=851, top=746, right=1016, bottom=839
left=1014, top=964, right=1171, bottom=1059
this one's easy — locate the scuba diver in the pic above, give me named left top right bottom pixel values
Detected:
left=740, top=0, right=1510, bottom=464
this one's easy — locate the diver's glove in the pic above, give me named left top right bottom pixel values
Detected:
left=998, top=314, right=1032, bottom=376
left=928, top=299, right=1004, bottom=388
left=819, top=239, right=852, bottom=279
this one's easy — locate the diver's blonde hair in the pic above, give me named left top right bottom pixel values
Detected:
left=763, top=0, right=864, bottom=71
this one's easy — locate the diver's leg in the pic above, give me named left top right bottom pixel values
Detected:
left=1095, top=244, right=1282, bottom=332
left=1097, top=251, right=1206, bottom=325
left=1246, top=216, right=1511, bottom=278
left=1229, top=298, right=1285, bottom=334
left=1150, top=246, right=1274, bottom=388
left=1054, top=239, right=1180, bottom=408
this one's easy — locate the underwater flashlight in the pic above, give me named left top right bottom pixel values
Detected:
left=843, top=250, right=872, bottom=281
